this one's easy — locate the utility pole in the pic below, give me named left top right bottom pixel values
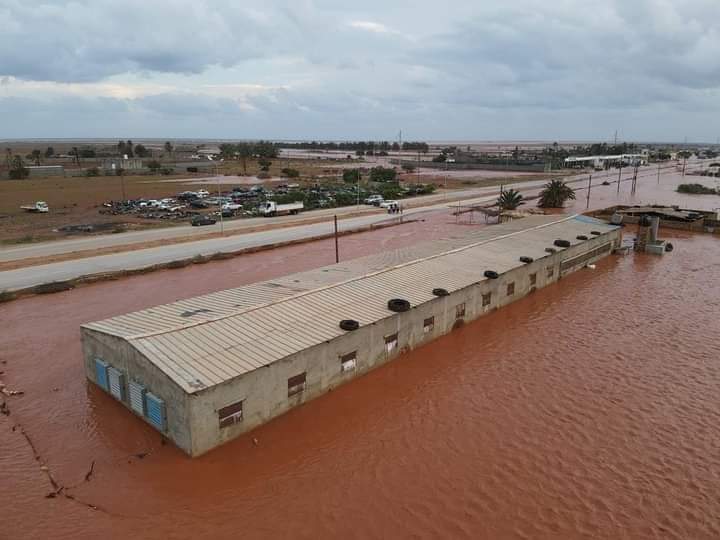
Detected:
left=333, top=215, right=339, bottom=264
left=356, top=169, right=360, bottom=208
left=444, top=159, right=449, bottom=201
left=416, top=150, right=420, bottom=184
left=657, top=162, right=661, bottom=184
left=617, top=163, right=622, bottom=194
left=216, top=164, right=224, bottom=234
left=586, top=174, right=592, bottom=209
left=120, top=168, right=127, bottom=201
left=682, top=156, right=687, bottom=178
left=631, top=164, right=639, bottom=195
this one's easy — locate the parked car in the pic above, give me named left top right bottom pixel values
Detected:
left=196, top=189, right=210, bottom=198
left=191, top=215, right=217, bottom=226
left=365, top=194, right=384, bottom=206
left=379, top=200, right=398, bottom=209
left=190, top=200, right=209, bottom=209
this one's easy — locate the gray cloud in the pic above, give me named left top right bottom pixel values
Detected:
left=0, top=0, right=719, bottom=140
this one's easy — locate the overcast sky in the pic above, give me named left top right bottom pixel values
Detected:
left=1, top=0, right=719, bottom=142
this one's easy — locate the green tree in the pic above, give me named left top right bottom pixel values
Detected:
left=258, top=158, right=272, bottom=172
left=9, top=155, right=29, bottom=179
left=401, top=163, right=416, bottom=173
left=134, top=144, right=149, bottom=158
left=369, top=166, right=397, bottom=183
left=79, top=147, right=96, bottom=158
left=343, top=169, right=361, bottom=183
left=220, top=143, right=237, bottom=159
left=125, top=140, right=134, bottom=158
left=164, top=141, right=174, bottom=157
left=538, top=179, right=576, bottom=208
left=147, top=160, right=162, bottom=173
left=45, top=146, right=55, bottom=158
left=497, top=189, right=523, bottom=210
left=237, top=143, right=251, bottom=174
left=30, top=149, right=41, bottom=165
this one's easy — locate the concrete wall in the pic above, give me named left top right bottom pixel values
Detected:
left=184, top=228, right=621, bottom=456
left=81, top=329, right=193, bottom=453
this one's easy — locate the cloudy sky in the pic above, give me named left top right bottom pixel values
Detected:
left=1, top=0, right=719, bottom=141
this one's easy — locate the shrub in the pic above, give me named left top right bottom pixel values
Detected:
left=281, top=167, right=300, bottom=178
left=677, top=183, right=717, bottom=194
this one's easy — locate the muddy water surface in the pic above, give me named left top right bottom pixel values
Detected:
left=2, top=174, right=720, bottom=539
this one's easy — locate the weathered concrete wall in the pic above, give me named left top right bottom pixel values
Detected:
left=186, top=229, right=621, bottom=456
left=81, top=328, right=193, bottom=453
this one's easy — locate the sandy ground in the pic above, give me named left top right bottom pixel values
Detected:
left=151, top=175, right=284, bottom=185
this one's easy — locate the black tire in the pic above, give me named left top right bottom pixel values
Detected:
left=576, top=235, right=588, bottom=241
left=545, top=247, right=557, bottom=254
left=665, top=242, right=674, bottom=253
left=519, top=256, right=534, bottom=264
left=387, top=298, right=411, bottom=312
left=484, top=270, right=499, bottom=279
left=432, top=288, right=449, bottom=297
left=591, top=231, right=601, bottom=236
left=554, top=239, right=571, bottom=248
left=339, top=319, right=359, bottom=331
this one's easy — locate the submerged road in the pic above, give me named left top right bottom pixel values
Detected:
left=0, top=168, right=652, bottom=292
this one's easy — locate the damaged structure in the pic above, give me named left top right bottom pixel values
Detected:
left=81, top=215, right=621, bottom=456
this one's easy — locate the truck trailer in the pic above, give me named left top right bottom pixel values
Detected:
left=261, top=201, right=303, bottom=217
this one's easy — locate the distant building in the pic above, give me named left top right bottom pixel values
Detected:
left=564, top=154, right=648, bottom=169
left=26, top=165, right=65, bottom=177
left=102, top=158, right=143, bottom=172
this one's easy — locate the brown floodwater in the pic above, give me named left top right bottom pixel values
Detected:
left=2, top=171, right=720, bottom=539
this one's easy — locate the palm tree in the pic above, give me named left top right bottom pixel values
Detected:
left=497, top=188, right=523, bottom=210
left=538, top=179, right=576, bottom=208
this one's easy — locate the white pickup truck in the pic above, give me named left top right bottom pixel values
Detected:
left=261, top=201, right=303, bottom=217
left=20, top=201, right=49, bottom=213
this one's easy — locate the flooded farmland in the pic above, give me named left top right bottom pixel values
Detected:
left=2, top=170, right=720, bottom=539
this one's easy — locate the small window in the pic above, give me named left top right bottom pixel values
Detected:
left=455, top=303, right=466, bottom=318
left=547, top=267, right=554, bottom=278
left=506, top=282, right=515, bottom=296
left=218, top=400, right=243, bottom=428
left=340, top=351, right=357, bottom=373
left=482, top=292, right=492, bottom=307
left=529, top=273, right=537, bottom=286
left=288, top=372, right=307, bottom=397
left=423, top=316, right=435, bottom=334
left=385, top=333, right=398, bottom=353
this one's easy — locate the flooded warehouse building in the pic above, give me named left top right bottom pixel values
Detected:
left=81, top=215, right=621, bottom=456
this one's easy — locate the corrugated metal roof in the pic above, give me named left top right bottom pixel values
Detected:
left=83, top=215, right=618, bottom=393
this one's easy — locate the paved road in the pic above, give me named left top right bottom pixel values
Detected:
left=0, top=178, right=568, bottom=264
left=0, top=169, right=644, bottom=292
